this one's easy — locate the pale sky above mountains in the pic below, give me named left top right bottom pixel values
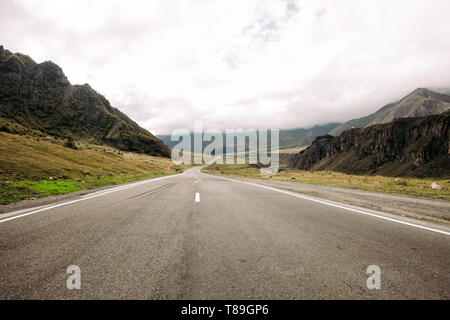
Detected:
left=1, top=0, right=450, bottom=134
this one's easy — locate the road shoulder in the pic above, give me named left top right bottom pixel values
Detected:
left=0, top=172, right=186, bottom=217
left=203, top=172, right=450, bottom=227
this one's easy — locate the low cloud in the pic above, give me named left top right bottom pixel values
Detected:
left=2, top=0, right=450, bottom=134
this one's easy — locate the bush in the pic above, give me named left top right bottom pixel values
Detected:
left=64, top=137, right=78, bottom=149
left=0, top=124, right=12, bottom=133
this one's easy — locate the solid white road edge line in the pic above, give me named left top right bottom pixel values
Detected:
left=209, top=174, right=450, bottom=237
left=0, top=173, right=184, bottom=224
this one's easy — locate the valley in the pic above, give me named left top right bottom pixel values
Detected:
left=2, top=0, right=450, bottom=304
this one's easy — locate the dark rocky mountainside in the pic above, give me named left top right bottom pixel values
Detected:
left=290, top=111, right=450, bottom=177
left=0, top=45, right=170, bottom=157
left=330, top=88, right=450, bottom=136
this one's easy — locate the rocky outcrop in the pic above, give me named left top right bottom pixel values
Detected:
left=0, top=46, right=170, bottom=157
left=290, top=111, right=450, bottom=177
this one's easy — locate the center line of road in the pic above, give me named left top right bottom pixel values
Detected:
left=195, top=192, right=200, bottom=202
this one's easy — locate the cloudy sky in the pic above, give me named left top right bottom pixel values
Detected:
left=1, top=0, right=450, bottom=134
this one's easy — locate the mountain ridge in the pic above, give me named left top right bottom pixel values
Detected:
left=330, top=88, right=450, bottom=136
left=291, top=110, right=450, bottom=177
left=0, top=45, right=170, bottom=157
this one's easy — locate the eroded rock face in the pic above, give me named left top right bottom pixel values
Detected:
left=290, top=111, right=450, bottom=176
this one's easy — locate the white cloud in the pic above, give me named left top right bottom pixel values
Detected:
left=1, top=0, right=450, bottom=134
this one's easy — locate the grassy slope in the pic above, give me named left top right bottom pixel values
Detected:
left=277, top=147, right=306, bottom=154
left=0, top=132, right=187, bottom=205
left=203, top=164, right=450, bottom=201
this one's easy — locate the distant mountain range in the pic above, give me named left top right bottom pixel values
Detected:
left=0, top=45, right=170, bottom=157
left=157, top=123, right=341, bottom=151
left=2, top=45, right=449, bottom=166
left=279, top=123, right=341, bottom=149
left=290, top=110, right=450, bottom=177
left=330, top=88, right=450, bottom=136
left=158, top=87, right=450, bottom=153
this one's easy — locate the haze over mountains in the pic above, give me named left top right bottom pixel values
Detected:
left=158, top=87, right=450, bottom=154
left=278, top=123, right=341, bottom=149
left=157, top=122, right=341, bottom=151
left=0, top=46, right=170, bottom=157
left=330, top=88, right=450, bottom=136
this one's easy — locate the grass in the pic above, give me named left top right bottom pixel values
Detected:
left=16, top=180, right=85, bottom=195
left=203, top=164, right=450, bottom=201
left=0, top=181, right=41, bottom=204
left=0, top=132, right=189, bottom=205
left=277, top=147, right=306, bottom=154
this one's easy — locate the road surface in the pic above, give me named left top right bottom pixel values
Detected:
left=0, top=167, right=449, bottom=299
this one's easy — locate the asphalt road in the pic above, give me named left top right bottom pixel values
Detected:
left=0, top=167, right=449, bottom=299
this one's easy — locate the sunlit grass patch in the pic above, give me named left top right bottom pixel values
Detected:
left=15, top=180, right=85, bottom=196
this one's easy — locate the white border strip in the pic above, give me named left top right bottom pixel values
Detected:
left=209, top=174, right=450, bottom=236
left=0, top=173, right=183, bottom=224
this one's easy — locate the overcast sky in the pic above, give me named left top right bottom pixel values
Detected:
left=1, top=0, right=450, bottom=134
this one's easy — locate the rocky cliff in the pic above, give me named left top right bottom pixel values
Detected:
left=0, top=45, right=170, bottom=157
left=290, top=111, right=450, bottom=177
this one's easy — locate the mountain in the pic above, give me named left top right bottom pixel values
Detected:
left=157, top=133, right=196, bottom=151
left=157, top=123, right=341, bottom=151
left=279, top=123, right=341, bottom=149
left=429, top=87, right=450, bottom=96
left=0, top=45, right=170, bottom=157
left=330, top=88, right=450, bottom=136
left=290, top=111, right=450, bottom=177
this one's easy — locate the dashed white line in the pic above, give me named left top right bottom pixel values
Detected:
left=195, top=192, right=200, bottom=202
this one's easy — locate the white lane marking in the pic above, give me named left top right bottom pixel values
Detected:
left=195, top=192, right=200, bottom=202
left=209, top=174, right=450, bottom=237
left=0, top=173, right=185, bottom=224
